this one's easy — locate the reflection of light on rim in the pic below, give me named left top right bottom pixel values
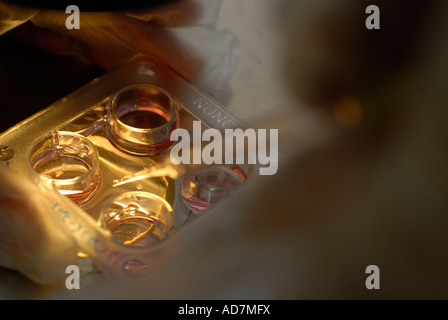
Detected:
left=109, top=84, right=178, bottom=133
left=32, top=131, right=99, bottom=184
left=28, top=131, right=102, bottom=205
left=106, top=84, right=179, bottom=156
left=101, top=191, right=174, bottom=247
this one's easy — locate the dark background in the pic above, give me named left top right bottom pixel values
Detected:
left=0, top=33, right=104, bottom=133
left=3, top=0, right=176, bottom=11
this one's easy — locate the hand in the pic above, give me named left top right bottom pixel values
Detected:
left=0, top=163, right=78, bottom=284
left=3, top=0, right=237, bottom=93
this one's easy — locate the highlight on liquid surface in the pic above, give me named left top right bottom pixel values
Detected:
left=119, top=106, right=171, bottom=129
left=107, top=95, right=178, bottom=155
left=36, top=155, right=91, bottom=180
left=32, top=150, right=102, bottom=205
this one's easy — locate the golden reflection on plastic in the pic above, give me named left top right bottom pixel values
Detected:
left=333, top=95, right=363, bottom=129
left=29, top=131, right=102, bottom=206
left=106, top=84, right=179, bottom=156
left=77, top=133, right=177, bottom=222
left=62, top=104, right=107, bottom=136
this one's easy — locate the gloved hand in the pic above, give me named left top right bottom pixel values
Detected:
left=0, top=0, right=238, bottom=284
left=2, top=0, right=238, bottom=94
left=0, top=162, right=78, bottom=284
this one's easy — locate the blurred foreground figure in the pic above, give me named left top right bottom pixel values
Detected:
left=92, top=0, right=446, bottom=299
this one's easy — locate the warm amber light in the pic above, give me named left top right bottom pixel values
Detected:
left=333, top=96, right=363, bottom=129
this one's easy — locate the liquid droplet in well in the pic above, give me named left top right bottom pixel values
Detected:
left=122, top=259, right=149, bottom=276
